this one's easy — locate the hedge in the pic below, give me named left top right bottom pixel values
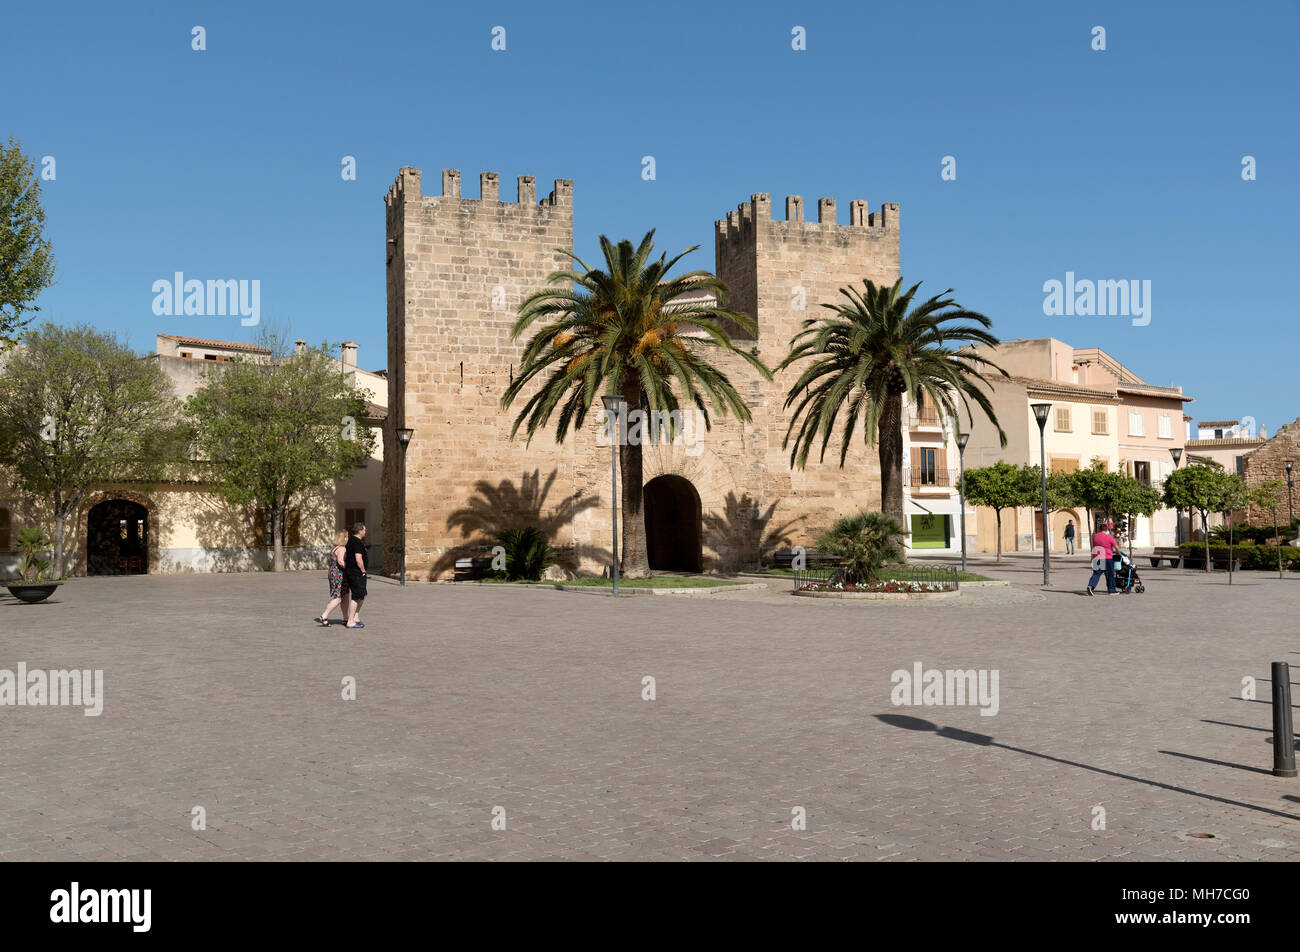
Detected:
left=1179, top=543, right=1300, bottom=571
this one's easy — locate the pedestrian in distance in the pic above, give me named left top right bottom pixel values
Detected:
left=344, top=523, right=369, bottom=629
left=1064, top=519, right=1076, bottom=555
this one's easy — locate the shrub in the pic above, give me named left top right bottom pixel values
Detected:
left=492, top=526, right=556, bottom=581
left=816, top=512, right=905, bottom=585
left=1179, top=542, right=1300, bottom=570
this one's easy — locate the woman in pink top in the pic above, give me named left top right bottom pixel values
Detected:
left=1086, top=523, right=1118, bottom=594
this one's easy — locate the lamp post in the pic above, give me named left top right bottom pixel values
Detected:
left=1031, top=403, right=1052, bottom=585
left=396, top=427, right=413, bottom=585
left=1287, top=459, right=1295, bottom=540
left=957, top=431, right=970, bottom=573
left=1170, top=446, right=1183, bottom=547
left=601, top=394, right=626, bottom=596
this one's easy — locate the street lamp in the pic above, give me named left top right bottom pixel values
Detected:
left=601, top=394, right=627, bottom=596
left=396, top=427, right=414, bottom=585
left=1170, top=446, right=1183, bottom=547
left=1287, top=459, right=1295, bottom=539
left=1031, top=403, right=1052, bottom=585
left=956, top=431, right=970, bottom=573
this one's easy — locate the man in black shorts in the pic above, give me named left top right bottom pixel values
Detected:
left=344, top=522, right=369, bottom=629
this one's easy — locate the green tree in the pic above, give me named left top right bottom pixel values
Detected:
left=963, top=461, right=1032, bottom=562
left=1251, top=481, right=1287, bottom=578
left=1112, top=476, right=1164, bottom=560
left=0, top=323, right=182, bottom=576
left=1068, top=459, right=1121, bottom=540
left=185, top=333, right=376, bottom=572
left=503, top=231, right=770, bottom=579
left=0, top=139, right=57, bottom=349
left=1215, top=473, right=1251, bottom=585
left=1163, top=462, right=1226, bottom=573
left=779, top=278, right=1007, bottom=558
left=1021, top=464, right=1079, bottom=550
left=816, top=511, right=906, bottom=584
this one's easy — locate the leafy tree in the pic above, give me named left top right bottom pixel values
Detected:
left=503, top=231, right=770, bottom=578
left=1068, top=459, right=1121, bottom=540
left=0, top=139, right=57, bottom=349
left=816, top=511, right=905, bottom=584
left=963, top=461, right=1032, bottom=562
left=0, top=323, right=182, bottom=576
left=1215, top=473, right=1251, bottom=585
left=779, top=278, right=1007, bottom=559
left=1111, top=476, right=1164, bottom=559
left=1021, top=464, right=1079, bottom=550
left=1163, top=462, right=1227, bottom=573
left=185, top=333, right=376, bottom=572
left=1251, top=481, right=1287, bottom=578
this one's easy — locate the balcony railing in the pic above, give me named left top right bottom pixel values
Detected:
left=908, top=408, right=942, bottom=426
left=904, top=467, right=960, bottom=489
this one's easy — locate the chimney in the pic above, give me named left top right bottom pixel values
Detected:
left=1260, top=426, right=1268, bottom=440
left=294, top=338, right=306, bottom=356
left=341, top=341, right=357, bottom=370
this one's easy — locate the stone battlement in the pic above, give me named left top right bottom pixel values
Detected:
left=385, top=166, right=573, bottom=211
left=714, top=192, right=899, bottom=251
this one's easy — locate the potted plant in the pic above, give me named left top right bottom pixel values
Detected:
left=5, top=526, right=63, bottom=604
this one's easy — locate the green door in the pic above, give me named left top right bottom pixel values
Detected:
left=910, top=514, right=949, bottom=548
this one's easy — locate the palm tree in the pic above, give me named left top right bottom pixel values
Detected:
left=780, top=278, right=1008, bottom=551
left=503, top=231, right=772, bottom=578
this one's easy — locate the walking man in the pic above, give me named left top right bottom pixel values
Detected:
left=1086, top=521, right=1118, bottom=595
left=344, top=522, right=369, bottom=629
left=1064, top=519, right=1076, bottom=555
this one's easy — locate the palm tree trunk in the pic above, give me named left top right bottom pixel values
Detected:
left=619, top=389, right=651, bottom=579
left=879, top=390, right=906, bottom=563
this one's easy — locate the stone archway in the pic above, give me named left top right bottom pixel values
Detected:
left=644, top=474, right=703, bottom=573
left=79, top=490, right=158, bottom=576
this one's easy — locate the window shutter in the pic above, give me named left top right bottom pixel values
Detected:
left=936, top=447, right=948, bottom=474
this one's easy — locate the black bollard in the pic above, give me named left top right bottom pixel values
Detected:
left=1272, top=661, right=1296, bottom=778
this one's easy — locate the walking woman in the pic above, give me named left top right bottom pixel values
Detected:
left=315, top=530, right=352, bottom=626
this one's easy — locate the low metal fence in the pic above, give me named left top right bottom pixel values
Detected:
left=792, top=563, right=960, bottom=592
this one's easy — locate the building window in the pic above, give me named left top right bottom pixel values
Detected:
left=1157, top=414, right=1172, bottom=439
left=913, top=392, right=939, bottom=425
left=909, top=447, right=949, bottom=486
left=1049, top=457, right=1079, bottom=474
left=254, top=508, right=301, bottom=547
left=1133, top=461, right=1151, bottom=486
left=1054, top=408, right=1071, bottom=432
left=181, top=351, right=193, bottom=359
left=1214, top=428, right=1224, bottom=439
left=1236, top=456, right=1245, bottom=476
left=0, top=508, right=9, bottom=551
left=1092, top=410, right=1108, bottom=435
left=1128, top=411, right=1144, bottom=437
left=343, top=507, right=366, bottom=530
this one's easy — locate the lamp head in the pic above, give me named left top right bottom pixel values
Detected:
left=956, top=431, right=970, bottom=450
left=1030, top=403, right=1051, bottom=429
left=396, top=427, right=414, bottom=448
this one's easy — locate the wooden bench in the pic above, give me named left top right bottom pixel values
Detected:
left=1179, top=550, right=1243, bottom=572
left=772, top=548, right=843, bottom=570
left=453, top=556, right=496, bottom=581
left=1149, top=546, right=1183, bottom=568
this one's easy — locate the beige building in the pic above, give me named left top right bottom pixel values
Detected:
left=0, top=334, right=386, bottom=577
left=962, top=338, right=1192, bottom=550
left=382, top=166, right=906, bottom=578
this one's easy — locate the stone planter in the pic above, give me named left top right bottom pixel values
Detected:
left=5, top=582, right=62, bottom=604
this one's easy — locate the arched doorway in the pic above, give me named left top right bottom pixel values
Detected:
left=644, top=475, right=703, bottom=573
left=87, top=500, right=149, bottom=575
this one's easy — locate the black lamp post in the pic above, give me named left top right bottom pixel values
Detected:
left=1287, top=459, right=1295, bottom=538
left=1031, top=403, right=1052, bottom=585
left=601, top=394, right=626, bottom=596
left=957, top=431, right=970, bottom=573
left=1170, top=446, right=1183, bottom=547
left=396, top=427, right=413, bottom=585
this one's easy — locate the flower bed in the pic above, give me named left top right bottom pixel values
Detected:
left=794, top=578, right=960, bottom=600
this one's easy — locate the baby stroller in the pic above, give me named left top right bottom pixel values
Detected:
left=1114, top=549, right=1145, bottom=594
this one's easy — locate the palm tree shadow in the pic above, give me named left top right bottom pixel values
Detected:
left=701, top=492, right=805, bottom=573
left=874, top=713, right=1300, bottom=823
left=438, top=469, right=607, bottom=577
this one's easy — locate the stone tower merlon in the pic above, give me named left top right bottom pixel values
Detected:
left=714, top=191, right=900, bottom=258
left=386, top=167, right=572, bottom=212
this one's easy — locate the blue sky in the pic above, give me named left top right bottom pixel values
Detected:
left=5, top=0, right=1297, bottom=430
